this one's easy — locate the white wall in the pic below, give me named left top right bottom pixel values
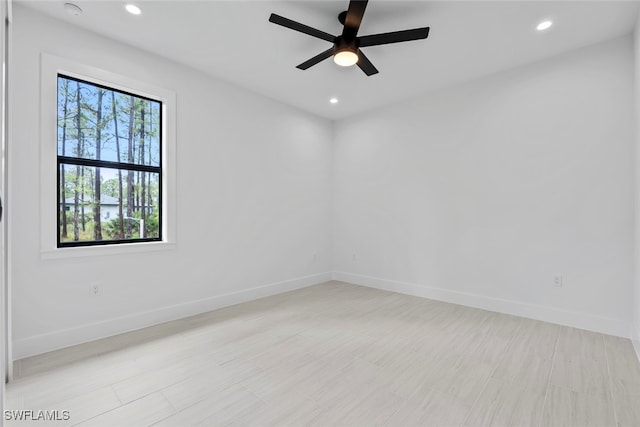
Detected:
left=10, top=5, right=333, bottom=358
left=333, top=36, right=635, bottom=337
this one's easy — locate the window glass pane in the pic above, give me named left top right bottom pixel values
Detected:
left=59, top=164, right=160, bottom=244
left=57, top=75, right=161, bottom=167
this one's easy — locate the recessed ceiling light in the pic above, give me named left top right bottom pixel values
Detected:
left=330, top=98, right=339, bottom=104
left=63, top=3, right=83, bottom=16
left=125, top=4, right=142, bottom=15
left=536, top=20, right=553, bottom=31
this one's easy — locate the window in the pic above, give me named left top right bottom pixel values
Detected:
left=57, top=75, right=162, bottom=247
left=41, top=54, right=176, bottom=258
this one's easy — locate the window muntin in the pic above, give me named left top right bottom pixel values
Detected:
left=57, top=74, right=162, bottom=247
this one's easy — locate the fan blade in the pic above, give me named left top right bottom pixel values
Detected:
left=356, top=50, right=378, bottom=76
left=269, top=13, right=336, bottom=42
left=359, top=27, right=430, bottom=47
left=296, top=47, right=335, bottom=70
left=342, top=0, right=368, bottom=41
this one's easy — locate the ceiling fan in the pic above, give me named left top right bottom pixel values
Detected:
left=268, top=0, right=430, bottom=76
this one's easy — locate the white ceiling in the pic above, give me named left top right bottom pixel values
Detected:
left=19, top=0, right=640, bottom=120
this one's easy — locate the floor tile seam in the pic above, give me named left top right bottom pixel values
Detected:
left=17, top=377, right=127, bottom=411
left=111, top=368, right=202, bottom=400
left=145, top=392, right=184, bottom=427
left=457, top=331, right=512, bottom=427
left=603, top=334, right=619, bottom=427
left=67, top=389, right=166, bottom=427
left=458, top=371, right=493, bottom=426
left=457, top=326, right=532, bottom=424
left=112, top=371, right=199, bottom=409
left=23, top=384, right=124, bottom=424
left=485, top=321, right=526, bottom=383
left=147, top=384, right=230, bottom=426
left=237, top=383, right=271, bottom=409
left=538, top=332, right=560, bottom=427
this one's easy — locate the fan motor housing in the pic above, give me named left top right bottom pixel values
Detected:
left=334, top=35, right=359, bottom=52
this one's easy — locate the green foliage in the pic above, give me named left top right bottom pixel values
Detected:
left=102, top=210, right=159, bottom=240
left=144, top=211, right=160, bottom=238
left=102, top=178, right=120, bottom=198
left=59, top=213, right=94, bottom=243
left=103, top=217, right=127, bottom=240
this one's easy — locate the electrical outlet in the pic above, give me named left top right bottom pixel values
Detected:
left=91, top=283, right=100, bottom=295
left=313, top=253, right=318, bottom=262
left=352, top=254, right=357, bottom=261
left=553, top=276, right=563, bottom=287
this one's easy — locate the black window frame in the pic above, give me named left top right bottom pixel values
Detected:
left=56, top=74, right=163, bottom=248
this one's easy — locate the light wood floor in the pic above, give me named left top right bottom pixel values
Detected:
left=6, top=281, right=640, bottom=426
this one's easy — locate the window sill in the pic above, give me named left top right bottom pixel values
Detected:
left=41, top=241, right=176, bottom=260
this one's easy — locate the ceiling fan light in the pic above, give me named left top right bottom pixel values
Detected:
left=334, top=50, right=359, bottom=67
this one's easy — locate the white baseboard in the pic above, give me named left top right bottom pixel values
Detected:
left=333, top=271, right=630, bottom=338
left=13, top=272, right=333, bottom=359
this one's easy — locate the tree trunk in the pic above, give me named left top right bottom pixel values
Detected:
left=93, top=89, right=103, bottom=241
left=126, top=96, right=135, bottom=236
left=112, top=92, right=124, bottom=238
left=80, top=161, right=86, bottom=232
left=147, top=173, right=152, bottom=211
left=73, top=82, right=81, bottom=241
left=139, top=103, right=146, bottom=227
left=60, top=79, right=70, bottom=239
left=147, top=107, right=154, bottom=220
